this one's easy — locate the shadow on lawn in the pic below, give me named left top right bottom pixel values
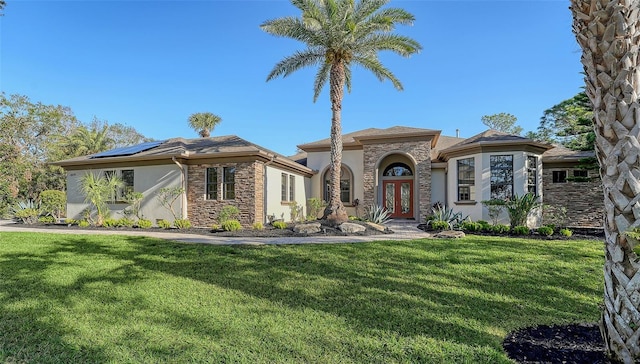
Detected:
left=0, top=234, right=602, bottom=361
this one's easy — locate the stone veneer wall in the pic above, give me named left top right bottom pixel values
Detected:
left=187, top=161, right=264, bottom=227
left=542, top=167, right=603, bottom=227
left=362, top=141, right=431, bottom=220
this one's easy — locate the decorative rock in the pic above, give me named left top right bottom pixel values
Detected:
left=339, top=222, right=366, bottom=234
left=293, top=222, right=321, bottom=234
left=434, top=230, right=466, bottom=239
left=365, top=222, right=386, bottom=232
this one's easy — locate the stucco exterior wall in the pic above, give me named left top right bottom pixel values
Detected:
left=542, top=165, right=603, bottom=227
left=66, top=164, right=183, bottom=223
left=430, top=168, right=447, bottom=208
left=265, top=165, right=309, bottom=222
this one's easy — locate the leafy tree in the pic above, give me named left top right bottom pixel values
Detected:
left=106, top=121, right=152, bottom=148
left=39, top=190, right=66, bottom=220
left=63, top=123, right=115, bottom=157
left=188, top=112, right=222, bottom=138
left=480, top=113, right=523, bottom=135
left=571, top=1, right=640, bottom=361
left=262, top=0, right=421, bottom=224
left=79, top=172, right=123, bottom=226
left=531, top=92, right=594, bottom=151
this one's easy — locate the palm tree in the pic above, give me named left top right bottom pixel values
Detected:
left=571, top=1, right=640, bottom=362
left=188, top=112, right=222, bottom=138
left=79, top=171, right=123, bottom=226
left=262, top=0, right=421, bottom=225
left=64, top=124, right=115, bottom=157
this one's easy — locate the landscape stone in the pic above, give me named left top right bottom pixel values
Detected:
left=339, top=222, right=366, bottom=234
left=365, top=222, right=386, bottom=232
left=434, top=230, right=465, bottom=239
left=293, top=222, right=321, bottom=234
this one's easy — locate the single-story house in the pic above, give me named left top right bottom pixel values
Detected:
left=53, top=126, right=603, bottom=227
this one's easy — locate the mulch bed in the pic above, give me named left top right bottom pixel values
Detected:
left=503, top=323, right=612, bottom=363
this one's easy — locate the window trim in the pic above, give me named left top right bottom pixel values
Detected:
left=456, top=157, right=475, bottom=201
left=552, top=170, right=567, bottom=183
left=206, top=167, right=218, bottom=200
left=526, top=155, right=538, bottom=196
left=323, top=165, right=353, bottom=205
left=223, top=166, right=235, bottom=200
left=104, top=169, right=134, bottom=203
left=490, top=154, right=514, bottom=200
left=289, top=174, right=295, bottom=202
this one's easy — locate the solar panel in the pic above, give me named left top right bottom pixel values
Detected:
left=90, top=140, right=165, bottom=158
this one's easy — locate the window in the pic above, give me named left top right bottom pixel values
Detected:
left=526, top=156, right=538, bottom=195
left=490, top=155, right=513, bottom=200
left=104, top=169, right=134, bottom=202
left=323, top=165, right=352, bottom=203
left=206, top=167, right=218, bottom=200
left=281, top=173, right=296, bottom=202
left=573, top=170, right=588, bottom=178
left=281, top=173, right=288, bottom=201
left=223, top=167, right=235, bottom=200
left=383, top=163, right=413, bottom=177
left=552, top=170, right=567, bottom=183
left=289, top=175, right=295, bottom=201
left=457, top=157, right=475, bottom=201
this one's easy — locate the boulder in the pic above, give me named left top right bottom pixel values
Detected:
left=365, top=222, right=386, bottom=232
left=293, top=222, right=321, bottom=234
left=339, top=222, right=366, bottom=234
left=434, top=230, right=466, bottom=239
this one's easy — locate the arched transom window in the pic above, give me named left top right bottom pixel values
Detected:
left=383, top=163, right=413, bottom=177
left=323, top=166, right=352, bottom=203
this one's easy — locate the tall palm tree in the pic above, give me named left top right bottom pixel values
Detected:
left=262, top=0, right=421, bottom=225
left=571, top=1, right=640, bottom=362
left=188, top=112, right=222, bottom=138
left=65, top=124, right=115, bottom=157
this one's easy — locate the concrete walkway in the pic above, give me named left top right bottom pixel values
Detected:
left=0, top=220, right=432, bottom=245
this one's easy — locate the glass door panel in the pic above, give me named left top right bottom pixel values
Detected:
left=401, top=182, right=411, bottom=214
left=385, top=183, right=395, bottom=214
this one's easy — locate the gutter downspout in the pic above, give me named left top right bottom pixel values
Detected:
left=172, top=157, right=188, bottom=219
left=263, top=155, right=276, bottom=224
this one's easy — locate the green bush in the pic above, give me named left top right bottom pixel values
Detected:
left=78, top=220, right=90, bottom=228
left=38, top=216, right=55, bottom=224
left=174, top=219, right=192, bottom=229
left=306, top=198, right=325, bottom=220
left=430, top=220, right=450, bottom=231
left=65, top=218, right=78, bottom=225
left=477, top=220, right=492, bottom=232
left=364, top=204, right=392, bottom=224
left=272, top=221, right=287, bottom=229
left=136, top=219, right=153, bottom=229
left=252, top=222, right=264, bottom=230
left=222, top=219, right=242, bottom=231
left=211, top=224, right=221, bottom=231
left=102, top=218, right=118, bottom=227
left=12, top=200, right=41, bottom=225
left=460, top=221, right=482, bottom=232
left=157, top=219, right=171, bottom=229
left=39, top=190, right=66, bottom=220
left=116, top=218, right=135, bottom=228
left=537, top=226, right=554, bottom=236
left=218, top=206, right=240, bottom=224
left=559, top=228, right=573, bottom=237
left=490, top=224, right=510, bottom=234
left=512, top=225, right=530, bottom=236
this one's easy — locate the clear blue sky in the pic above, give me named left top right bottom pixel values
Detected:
left=0, top=0, right=584, bottom=155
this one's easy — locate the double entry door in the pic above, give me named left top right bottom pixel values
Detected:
left=382, top=180, right=413, bottom=219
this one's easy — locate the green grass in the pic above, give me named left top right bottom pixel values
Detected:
left=0, top=232, right=603, bottom=363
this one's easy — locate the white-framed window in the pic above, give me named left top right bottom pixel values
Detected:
left=206, top=167, right=218, bottom=200
left=281, top=173, right=297, bottom=202
left=323, top=165, right=352, bottom=204
left=223, top=167, right=235, bottom=200
left=490, top=155, right=513, bottom=200
left=526, top=156, right=538, bottom=195
left=457, top=157, right=475, bottom=201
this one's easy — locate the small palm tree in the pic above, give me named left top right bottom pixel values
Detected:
left=262, top=0, right=421, bottom=224
left=188, top=112, right=222, bottom=138
left=79, top=171, right=123, bottom=226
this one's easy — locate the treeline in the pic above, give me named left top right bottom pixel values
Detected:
left=0, top=93, right=149, bottom=216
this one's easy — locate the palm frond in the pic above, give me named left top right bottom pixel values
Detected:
left=352, top=54, right=403, bottom=90
left=261, top=17, right=319, bottom=44
left=344, top=65, right=352, bottom=94
left=353, top=0, right=387, bottom=23
left=266, top=49, right=325, bottom=81
left=313, top=61, right=331, bottom=102
left=357, top=33, right=422, bottom=57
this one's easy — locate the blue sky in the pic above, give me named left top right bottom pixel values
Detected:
left=0, top=0, right=583, bottom=155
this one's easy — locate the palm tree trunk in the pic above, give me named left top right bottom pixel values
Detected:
left=323, top=59, right=348, bottom=225
left=571, top=1, right=640, bottom=362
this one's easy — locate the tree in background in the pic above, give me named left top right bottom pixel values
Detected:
left=480, top=113, right=523, bottom=135
left=571, top=1, right=640, bottom=361
left=262, top=0, right=421, bottom=224
left=0, top=1, right=5, bottom=14
left=188, top=112, right=222, bottom=138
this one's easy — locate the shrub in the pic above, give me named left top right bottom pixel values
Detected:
left=289, top=201, right=304, bottom=222
left=157, top=219, right=171, bottom=229
left=39, top=190, right=66, bottom=220
left=272, top=221, right=287, bottom=229
left=460, top=221, right=482, bottom=232
left=425, top=205, right=467, bottom=230
left=218, top=205, right=240, bottom=224
left=306, top=198, right=325, bottom=220
left=116, top=218, right=135, bottom=228
left=174, top=219, right=192, bottom=229
left=102, top=218, right=118, bottom=227
left=222, top=219, right=242, bottom=231
left=537, top=226, right=554, bottom=236
left=364, top=204, right=392, bottom=224
left=65, top=218, right=78, bottom=225
left=136, top=219, right=153, bottom=229
left=512, top=225, right=530, bottom=236
left=156, top=187, right=184, bottom=220
left=477, top=220, right=492, bottom=232
left=490, top=224, right=510, bottom=234
left=78, top=220, right=90, bottom=227
left=211, top=224, right=221, bottom=231
left=252, top=222, right=264, bottom=230
left=481, top=200, right=505, bottom=225
left=12, top=200, right=41, bottom=225
left=504, top=193, right=542, bottom=228
left=430, top=220, right=450, bottom=231
left=38, top=216, right=55, bottom=224
left=559, top=228, right=573, bottom=237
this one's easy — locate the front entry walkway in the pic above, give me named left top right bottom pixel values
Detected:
left=0, top=220, right=432, bottom=246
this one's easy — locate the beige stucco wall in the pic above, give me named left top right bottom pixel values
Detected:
left=66, top=164, right=183, bottom=223
left=265, top=165, right=309, bottom=222
left=431, top=168, right=446, bottom=208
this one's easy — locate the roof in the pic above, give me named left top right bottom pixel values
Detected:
left=431, top=135, right=466, bottom=162
left=52, top=135, right=314, bottom=175
left=542, top=145, right=595, bottom=162
left=298, top=126, right=441, bottom=151
left=437, top=129, right=553, bottom=160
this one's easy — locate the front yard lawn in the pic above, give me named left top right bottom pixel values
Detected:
left=0, top=232, right=603, bottom=363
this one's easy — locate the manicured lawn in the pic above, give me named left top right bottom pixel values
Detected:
left=0, top=232, right=603, bottom=363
